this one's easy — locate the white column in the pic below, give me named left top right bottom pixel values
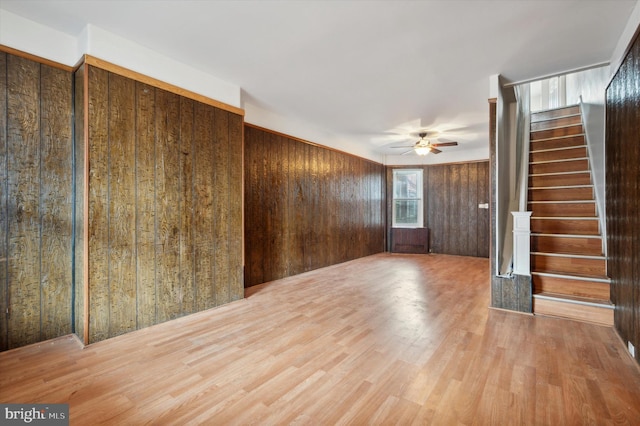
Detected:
left=512, top=211, right=533, bottom=276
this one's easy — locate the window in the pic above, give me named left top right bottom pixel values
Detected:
left=392, top=169, right=423, bottom=228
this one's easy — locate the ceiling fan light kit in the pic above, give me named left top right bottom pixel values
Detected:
left=391, top=131, right=458, bottom=156
left=414, top=145, right=431, bottom=156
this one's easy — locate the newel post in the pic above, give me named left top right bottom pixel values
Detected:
left=512, top=211, right=533, bottom=275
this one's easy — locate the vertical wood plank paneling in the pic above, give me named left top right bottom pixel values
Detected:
left=280, top=136, right=293, bottom=278
left=428, top=165, right=445, bottom=253
left=467, top=162, right=479, bottom=256
left=39, top=64, right=73, bottom=340
left=7, top=55, right=41, bottom=348
left=87, top=65, right=110, bottom=343
left=447, top=165, right=461, bottom=255
left=244, top=125, right=386, bottom=287
left=263, top=131, right=277, bottom=281
left=193, top=103, right=215, bottom=310
left=0, top=53, right=8, bottom=350
left=245, top=126, right=263, bottom=286
left=1, top=53, right=75, bottom=350
left=458, top=164, right=470, bottom=256
left=228, top=112, right=244, bottom=301
left=107, top=73, right=136, bottom=337
left=213, top=108, right=230, bottom=306
left=292, top=137, right=305, bottom=275
left=155, top=89, right=182, bottom=322
left=1, top=55, right=244, bottom=350
left=73, top=64, right=85, bottom=342
left=135, top=82, right=157, bottom=329
left=389, top=162, right=489, bottom=258
left=179, top=97, right=196, bottom=313
left=606, top=32, right=640, bottom=365
left=477, top=161, right=490, bottom=258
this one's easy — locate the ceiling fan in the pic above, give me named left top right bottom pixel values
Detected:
left=392, top=132, right=458, bottom=155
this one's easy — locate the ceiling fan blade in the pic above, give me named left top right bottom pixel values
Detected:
left=391, top=145, right=416, bottom=148
left=401, top=149, right=414, bottom=155
left=431, top=141, right=458, bottom=147
left=429, top=147, right=442, bottom=154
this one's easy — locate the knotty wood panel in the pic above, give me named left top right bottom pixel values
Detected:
left=135, top=81, right=157, bottom=330
left=244, top=125, right=386, bottom=287
left=228, top=113, right=244, bottom=302
left=107, top=73, right=137, bottom=337
left=74, top=64, right=85, bottom=342
left=606, top=30, right=640, bottom=365
left=84, top=65, right=243, bottom=344
left=40, top=64, right=73, bottom=341
left=386, top=162, right=490, bottom=258
left=179, top=97, right=196, bottom=313
left=155, top=89, right=181, bottom=323
left=1, top=52, right=74, bottom=350
left=87, top=66, right=110, bottom=343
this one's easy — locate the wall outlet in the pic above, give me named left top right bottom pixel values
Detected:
left=629, top=341, right=636, bottom=358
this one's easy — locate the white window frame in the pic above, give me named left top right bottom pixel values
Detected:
left=392, top=169, right=424, bottom=228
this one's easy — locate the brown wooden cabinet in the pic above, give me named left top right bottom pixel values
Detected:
left=391, top=228, right=430, bottom=254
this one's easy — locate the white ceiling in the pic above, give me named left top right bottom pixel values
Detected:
left=1, top=0, right=637, bottom=163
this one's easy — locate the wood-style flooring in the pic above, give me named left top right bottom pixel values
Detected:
left=1, top=253, right=639, bottom=424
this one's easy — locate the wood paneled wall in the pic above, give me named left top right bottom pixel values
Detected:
left=385, top=161, right=490, bottom=258
left=0, top=52, right=74, bottom=350
left=244, top=125, right=386, bottom=287
left=606, top=31, right=640, bottom=365
left=80, top=65, right=244, bottom=344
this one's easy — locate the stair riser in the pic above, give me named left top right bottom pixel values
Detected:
left=530, top=147, right=587, bottom=163
left=531, top=125, right=583, bottom=141
left=533, top=298, right=613, bottom=326
left=533, top=275, right=610, bottom=299
left=529, top=172, right=591, bottom=187
left=529, top=203, right=596, bottom=217
left=530, top=135, right=585, bottom=151
left=531, top=255, right=606, bottom=278
left=528, top=187, right=593, bottom=201
left=531, top=219, right=599, bottom=235
left=531, top=115, right=582, bottom=131
left=531, top=235, right=603, bottom=256
left=531, top=106, right=581, bottom=122
left=529, top=159, right=589, bottom=174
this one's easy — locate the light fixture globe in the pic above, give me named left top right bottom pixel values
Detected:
left=414, top=145, right=430, bottom=156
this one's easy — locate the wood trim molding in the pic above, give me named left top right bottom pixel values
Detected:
left=0, top=45, right=74, bottom=72
left=244, top=122, right=384, bottom=166
left=82, top=55, right=245, bottom=116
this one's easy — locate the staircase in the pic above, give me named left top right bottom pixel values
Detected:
left=527, top=105, right=613, bottom=326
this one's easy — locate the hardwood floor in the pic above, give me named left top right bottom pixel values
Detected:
left=1, top=253, right=639, bottom=424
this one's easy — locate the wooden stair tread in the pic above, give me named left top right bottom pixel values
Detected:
left=531, top=233, right=601, bottom=238
left=529, top=171, right=590, bottom=176
left=531, top=271, right=610, bottom=283
left=530, top=145, right=586, bottom=154
left=532, top=273, right=610, bottom=300
left=528, top=200, right=595, bottom=204
left=529, top=184, right=593, bottom=190
left=531, top=251, right=605, bottom=259
left=530, top=112, right=581, bottom=123
left=530, top=157, right=589, bottom=165
left=533, top=292, right=612, bottom=307
left=531, top=216, right=598, bottom=220
left=531, top=105, right=580, bottom=121
left=529, top=133, right=585, bottom=142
